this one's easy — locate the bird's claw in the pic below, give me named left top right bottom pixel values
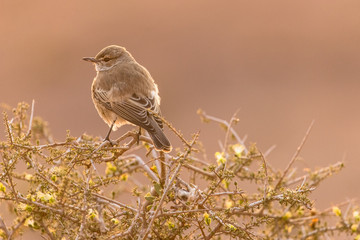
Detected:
left=103, top=137, right=116, bottom=146
left=135, top=127, right=142, bottom=145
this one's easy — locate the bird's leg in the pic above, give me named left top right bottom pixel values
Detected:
left=136, top=126, right=142, bottom=145
left=104, top=118, right=116, bottom=145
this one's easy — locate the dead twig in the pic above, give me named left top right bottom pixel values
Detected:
left=139, top=132, right=199, bottom=240
left=147, top=108, right=191, bottom=148
left=26, top=99, right=35, bottom=138
left=223, top=109, right=240, bottom=153
left=197, top=109, right=248, bottom=154
left=274, top=120, right=314, bottom=191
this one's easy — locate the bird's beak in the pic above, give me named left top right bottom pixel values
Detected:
left=82, top=57, right=99, bottom=63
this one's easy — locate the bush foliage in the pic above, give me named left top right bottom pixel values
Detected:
left=0, top=102, right=359, bottom=240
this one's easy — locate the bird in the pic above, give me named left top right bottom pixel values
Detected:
left=83, top=45, right=172, bottom=152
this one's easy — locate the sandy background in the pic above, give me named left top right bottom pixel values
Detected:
left=0, top=1, right=359, bottom=238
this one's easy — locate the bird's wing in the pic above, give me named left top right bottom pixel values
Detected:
left=93, top=88, right=112, bottom=110
left=93, top=89, right=163, bottom=131
left=127, top=94, right=164, bottom=128
left=112, top=94, right=164, bottom=131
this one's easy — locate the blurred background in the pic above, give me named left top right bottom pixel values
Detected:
left=0, top=0, right=359, bottom=231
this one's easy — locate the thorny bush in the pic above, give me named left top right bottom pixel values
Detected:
left=0, top=102, right=359, bottom=240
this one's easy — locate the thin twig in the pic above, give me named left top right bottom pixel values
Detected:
left=231, top=187, right=315, bottom=215
left=3, top=112, right=13, bottom=144
left=14, top=195, right=78, bottom=222
left=274, top=120, right=315, bottom=191
left=301, top=226, right=341, bottom=240
left=260, top=152, right=269, bottom=200
left=223, top=109, right=240, bottom=153
left=140, top=162, right=183, bottom=240
left=26, top=99, right=35, bottom=137
left=0, top=216, right=9, bottom=238
left=139, top=132, right=199, bottom=240
left=263, top=144, right=276, bottom=157
left=197, top=219, right=207, bottom=239
left=147, top=108, right=191, bottom=148
left=118, top=154, right=159, bottom=183
left=1, top=155, right=19, bottom=203
left=8, top=216, right=28, bottom=239
left=183, top=163, right=216, bottom=178
left=75, top=169, right=91, bottom=240
left=159, top=151, right=166, bottom=186
left=156, top=207, right=227, bottom=218
left=39, top=218, right=56, bottom=240
left=198, top=109, right=248, bottom=154
left=93, top=193, right=138, bottom=212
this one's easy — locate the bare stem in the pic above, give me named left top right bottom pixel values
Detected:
left=26, top=99, right=35, bottom=138
left=274, top=120, right=314, bottom=191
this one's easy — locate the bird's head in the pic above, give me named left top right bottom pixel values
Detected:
left=83, top=45, right=133, bottom=72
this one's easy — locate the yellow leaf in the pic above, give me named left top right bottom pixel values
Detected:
left=204, top=212, right=211, bottom=226
left=120, top=173, right=128, bottom=181
left=354, top=211, right=360, bottom=222
left=352, top=224, right=358, bottom=233
left=167, top=220, right=175, bottom=229
left=215, top=152, right=226, bottom=165
left=0, top=183, right=6, bottom=193
left=225, top=199, right=233, bottom=209
left=282, top=211, right=292, bottom=221
left=105, top=162, right=117, bottom=175
left=88, top=209, right=98, bottom=220
left=111, top=218, right=119, bottom=225
left=24, top=217, right=35, bottom=227
left=332, top=206, right=342, bottom=217
left=231, top=144, right=245, bottom=157
left=150, top=165, right=158, bottom=174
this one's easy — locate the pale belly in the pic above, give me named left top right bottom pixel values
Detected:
left=93, top=100, right=131, bottom=131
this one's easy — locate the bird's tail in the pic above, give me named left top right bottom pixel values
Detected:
left=147, top=124, right=172, bottom=152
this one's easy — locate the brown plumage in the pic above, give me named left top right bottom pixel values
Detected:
left=83, top=45, right=172, bottom=152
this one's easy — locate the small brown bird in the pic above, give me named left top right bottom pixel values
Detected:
left=83, top=45, right=172, bottom=152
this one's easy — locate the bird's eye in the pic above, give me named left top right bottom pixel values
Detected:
left=103, top=57, right=111, bottom=62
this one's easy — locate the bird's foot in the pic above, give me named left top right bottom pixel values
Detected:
left=102, top=118, right=117, bottom=146
left=135, top=127, right=142, bottom=145
left=103, top=136, right=116, bottom=146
